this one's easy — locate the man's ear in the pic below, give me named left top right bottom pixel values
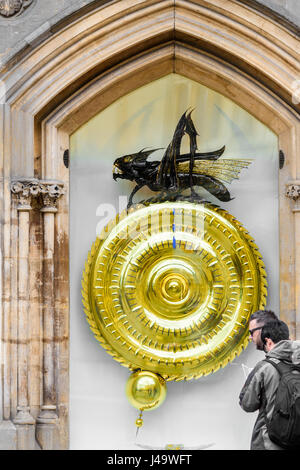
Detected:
left=264, top=337, right=273, bottom=351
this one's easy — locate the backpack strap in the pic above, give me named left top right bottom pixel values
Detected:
left=264, top=358, right=285, bottom=375
left=264, top=358, right=299, bottom=375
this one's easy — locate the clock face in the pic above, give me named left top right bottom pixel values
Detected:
left=82, top=198, right=267, bottom=380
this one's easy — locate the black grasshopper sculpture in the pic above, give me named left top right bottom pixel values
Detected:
left=113, top=111, right=251, bottom=207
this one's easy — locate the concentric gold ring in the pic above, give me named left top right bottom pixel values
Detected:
left=82, top=198, right=267, bottom=381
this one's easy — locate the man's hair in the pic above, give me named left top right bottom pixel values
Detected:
left=250, top=310, right=278, bottom=326
left=261, top=320, right=290, bottom=345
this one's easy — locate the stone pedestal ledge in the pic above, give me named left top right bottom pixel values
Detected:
left=0, top=420, right=17, bottom=450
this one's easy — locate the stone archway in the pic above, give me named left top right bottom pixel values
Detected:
left=0, top=0, right=299, bottom=450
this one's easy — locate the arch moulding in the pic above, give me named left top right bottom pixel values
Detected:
left=0, top=0, right=299, bottom=450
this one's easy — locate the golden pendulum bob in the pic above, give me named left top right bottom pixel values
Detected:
left=126, top=370, right=167, bottom=435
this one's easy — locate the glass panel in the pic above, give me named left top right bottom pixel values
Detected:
left=70, top=73, right=279, bottom=450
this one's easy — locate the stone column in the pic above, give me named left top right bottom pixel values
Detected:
left=286, top=181, right=300, bottom=340
left=36, top=182, right=64, bottom=450
left=11, top=180, right=40, bottom=449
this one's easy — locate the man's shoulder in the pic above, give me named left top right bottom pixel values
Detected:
left=251, top=358, right=283, bottom=386
left=251, top=358, right=278, bottom=376
left=253, top=358, right=269, bottom=371
left=242, top=360, right=266, bottom=385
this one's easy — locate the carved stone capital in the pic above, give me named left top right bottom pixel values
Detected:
left=286, top=182, right=300, bottom=201
left=0, top=0, right=33, bottom=18
left=11, top=178, right=39, bottom=210
left=40, top=181, right=65, bottom=212
left=286, top=181, right=300, bottom=213
left=11, top=178, right=65, bottom=211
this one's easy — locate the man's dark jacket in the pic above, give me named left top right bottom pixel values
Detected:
left=239, top=340, right=300, bottom=450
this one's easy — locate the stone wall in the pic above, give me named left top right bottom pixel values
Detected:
left=0, top=1, right=299, bottom=69
left=259, top=0, right=300, bottom=25
left=240, top=0, right=300, bottom=28
left=0, top=0, right=96, bottom=67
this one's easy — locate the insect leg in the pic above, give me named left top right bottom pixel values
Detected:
left=127, top=184, right=144, bottom=209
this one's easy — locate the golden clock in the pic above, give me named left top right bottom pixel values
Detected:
left=82, top=197, right=267, bottom=382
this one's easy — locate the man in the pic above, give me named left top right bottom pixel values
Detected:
left=248, top=309, right=278, bottom=351
left=239, top=318, right=300, bottom=450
